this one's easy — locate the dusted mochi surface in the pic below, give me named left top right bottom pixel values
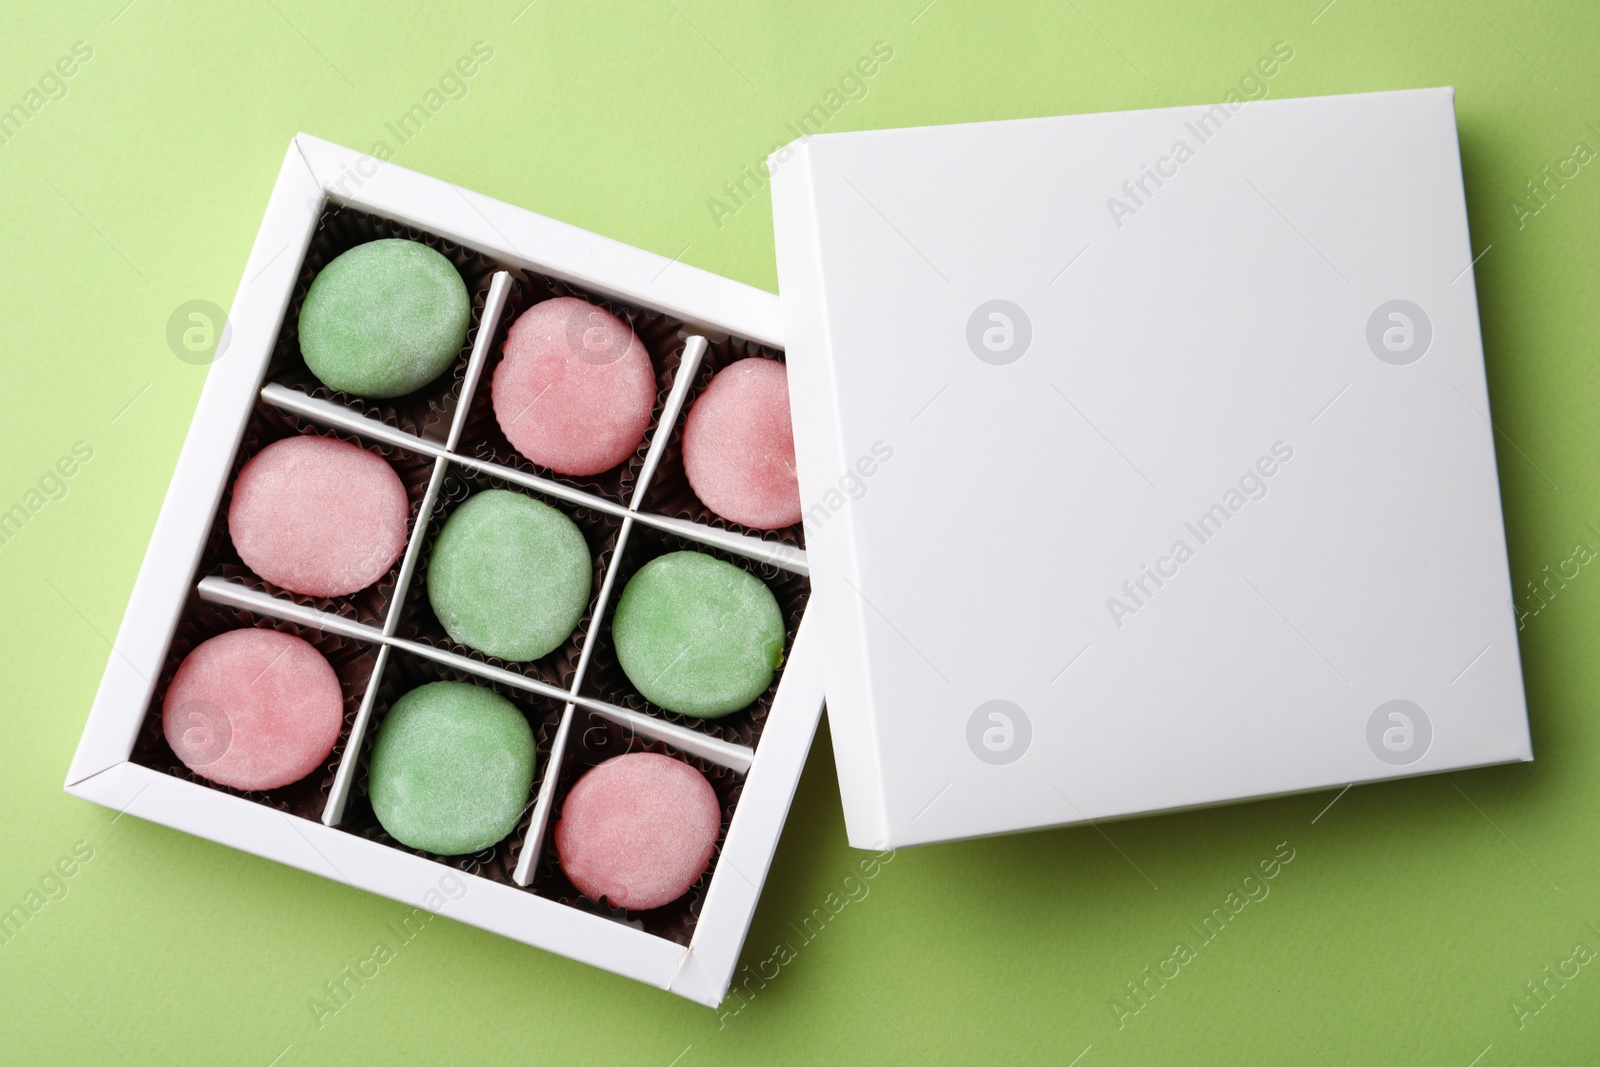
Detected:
left=491, top=297, right=655, bottom=476
left=162, top=628, right=344, bottom=792
left=612, top=551, right=785, bottom=718
left=426, top=489, right=591, bottom=661
left=228, top=435, right=410, bottom=598
left=298, top=238, right=470, bottom=399
left=682, top=358, right=802, bottom=529
left=555, top=752, right=721, bottom=910
left=368, top=681, right=536, bottom=855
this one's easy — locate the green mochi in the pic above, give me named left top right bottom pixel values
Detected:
left=298, top=238, right=470, bottom=399
left=368, top=681, right=535, bottom=855
left=612, top=550, right=785, bottom=718
left=427, top=489, right=591, bottom=662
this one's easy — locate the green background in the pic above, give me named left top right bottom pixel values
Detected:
left=3, top=0, right=1597, bottom=1062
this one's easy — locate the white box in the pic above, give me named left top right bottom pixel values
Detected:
left=771, top=87, right=1531, bottom=848
left=65, top=135, right=822, bottom=1006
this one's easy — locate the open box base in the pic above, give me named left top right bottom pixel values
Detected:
left=66, top=134, right=822, bottom=1007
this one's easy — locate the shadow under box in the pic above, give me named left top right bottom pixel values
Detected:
left=199, top=404, right=435, bottom=627
left=530, top=707, right=745, bottom=945
left=130, top=605, right=379, bottom=820
left=266, top=204, right=503, bottom=440
left=635, top=335, right=806, bottom=552
left=395, top=465, right=621, bottom=692
left=579, top=522, right=811, bottom=751
left=338, top=649, right=565, bottom=887
left=453, top=269, right=695, bottom=506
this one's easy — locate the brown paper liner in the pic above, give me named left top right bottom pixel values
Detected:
left=338, top=648, right=565, bottom=887
left=634, top=338, right=805, bottom=550
left=199, top=403, right=436, bottom=627
left=392, top=465, right=620, bottom=692
left=531, top=708, right=745, bottom=945
left=455, top=269, right=692, bottom=504
left=266, top=205, right=502, bottom=439
left=129, top=606, right=380, bottom=820
left=577, top=522, right=810, bottom=750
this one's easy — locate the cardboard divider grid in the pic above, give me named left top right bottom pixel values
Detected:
left=457, top=268, right=692, bottom=506
left=576, top=522, right=811, bottom=751
left=337, top=646, right=567, bottom=888
left=393, top=463, right=622, bottom=694
left=136, top=213, right=811, bottom=940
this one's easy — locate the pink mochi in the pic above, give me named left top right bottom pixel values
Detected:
left=682, top=358, right=801, bottom=530
left=491, top=297, right=656, bottom=477
left=229, top=435, right=409, bottom=598
left=554, top=753, right=722, bottom=911
left=163, top=628, right=344, bottom=791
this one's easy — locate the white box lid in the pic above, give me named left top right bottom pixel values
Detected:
left=770, top=87, right=1532, bottom=849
